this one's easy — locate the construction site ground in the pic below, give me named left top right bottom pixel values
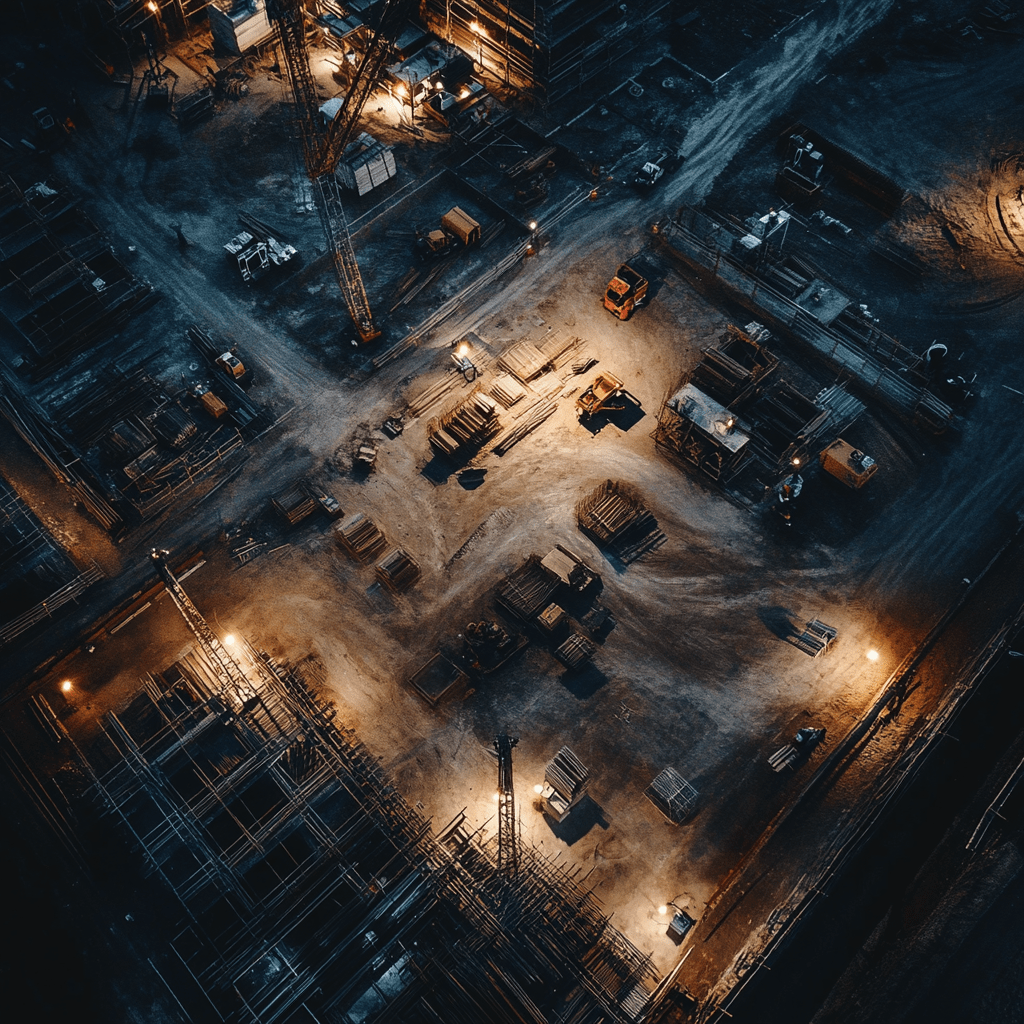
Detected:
left=4, top=0, right=1024, bottom=1019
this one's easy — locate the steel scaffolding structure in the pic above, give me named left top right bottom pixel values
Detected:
left=76, top=570, right=658, bottom=1023
left=422, top=0, right=671, bottom=104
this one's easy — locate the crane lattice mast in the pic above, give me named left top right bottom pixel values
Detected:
left=270, top=0, right=415, bottom=342
left=494, top=731, right=519, bottom=879
left=150, top=550, right=254, bottom=701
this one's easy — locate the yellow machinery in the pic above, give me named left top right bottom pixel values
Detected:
left=576, top=371, right=625, bottom=417
left=820, top=438, right=877, bottom=488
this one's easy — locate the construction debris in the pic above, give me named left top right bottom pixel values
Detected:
left=576, top=481, right=665, bottom=563
left=375, top=547, right=421, bottom=593
left=334, top=512, right=388, bottom=562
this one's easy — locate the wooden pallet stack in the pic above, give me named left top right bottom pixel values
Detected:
left=334, top=512, right=388, bottom=563
left=375, top=548, right=421, bottom=593
left=428, top=392, right=500, bottom=457
left=575, top=481, right=666, bottom=563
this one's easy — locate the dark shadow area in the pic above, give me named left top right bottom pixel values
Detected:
left=541, top=794, right=609, bottom=846
left=458, top=467, right=487, bottom=489
left=579, top=395, right=646, bottom=435
left=420, top=453, right=456, bottom=485
left=758, top=605, right=798, bottom=640
left=560, top=663, right=608, bottom=698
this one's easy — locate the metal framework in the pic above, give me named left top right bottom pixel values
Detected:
left=74, top=566, right=659, bottom=1023
left=271, top=0, right=415, bottom=342
left=494, top=730, right=519, bottom=878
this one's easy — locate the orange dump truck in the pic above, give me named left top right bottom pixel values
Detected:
left=603, top=264, right=648, bottom=319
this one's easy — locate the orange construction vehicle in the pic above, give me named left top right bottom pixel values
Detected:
left=603, top=264, right=648, bottom=320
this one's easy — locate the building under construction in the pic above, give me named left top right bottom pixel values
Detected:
left=422, top=0, right=672, bottom=104
left=74, top=561, right=658, bottom=1023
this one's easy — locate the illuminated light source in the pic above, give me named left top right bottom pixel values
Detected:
left=147, top=0, right=157, bottom=10
left=459, top=87, right=470, bottom=99
left=61, top=679, right=73, bottom=693
left=224, top=633, right=236, bottom=646
left=658, top=905, right=668, bottom=916
left=866, top=648, right=880, bottom=662
left=493, top=792, right=500, bottom=802
left=435, top=80, right=445, bottom=91
left=395, top=83, right=407, bottom=97
left=528, top=220, right=537, bottom=231
left=533, top=784, right=543, bottom=794
left=470, top=20, right=486, bottom=35
left=457, top=343, right=469, bottom=358
left=792, top=456, right=801, bottom=466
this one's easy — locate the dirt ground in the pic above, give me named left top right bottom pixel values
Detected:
left=6, top=0, right=1024, bottom=1018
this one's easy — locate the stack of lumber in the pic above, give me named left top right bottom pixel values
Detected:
left=428, top=392, right=499, bottom=456
left=489, top=373, right=527, bottom=408
left=334, top=512, right=387, bottom=562
left=375, top=548, right=421, bottom=592
left=575, top=481, right=665, bottom=563
left=554, top=632, right=595, bottom=670
left=499, top=340, right=549, bottom=382
left=492, top=398, right=557, bottom=455
left=272, top=483, right=317, bottom=526
left=496, top=555, right=559, bottom=620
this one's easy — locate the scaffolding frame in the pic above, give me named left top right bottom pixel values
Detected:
left=75, top=572, right=658, bottom=1023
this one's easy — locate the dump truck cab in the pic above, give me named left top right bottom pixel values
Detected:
left=604, top=264, right=648, bottom=320
left=576, top=371, right=625, bottom=418
left=216, top=351, right=246, bottom=379
left=415, top=228, right=453, bottom=260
